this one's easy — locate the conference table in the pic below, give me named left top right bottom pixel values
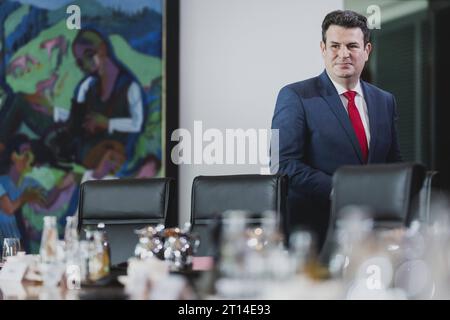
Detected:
left=1, top=226, right=447, bottom=300
left=0, top=259, right=213, bottom=300
left=0, top=259, right=347, bottom=300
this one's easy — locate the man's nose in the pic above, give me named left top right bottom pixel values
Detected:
left=338, top=46, right=350, bottom=58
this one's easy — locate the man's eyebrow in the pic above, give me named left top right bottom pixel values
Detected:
left=329, top=41, right=361, bottom=45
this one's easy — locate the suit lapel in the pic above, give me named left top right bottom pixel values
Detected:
left=317, top=71, right=363, bottom=163
left=361, top=80, right=378, bottom=163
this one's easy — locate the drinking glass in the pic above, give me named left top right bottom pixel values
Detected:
left=64, top=216, right=79, bottom=260
left=40, top=216, right=58, bottom=264
left=289, top=229, right=316, bottom=275
left=2, top=238, right=20, bottom=262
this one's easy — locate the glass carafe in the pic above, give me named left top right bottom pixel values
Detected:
left=40, top=216, right=58, bottom=264
left=86, top=230, right=110, bottom=281
left=64, top=216, right=79, bottom=261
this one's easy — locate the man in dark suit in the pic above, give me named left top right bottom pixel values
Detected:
left=271, top=10, right=402, bottom=251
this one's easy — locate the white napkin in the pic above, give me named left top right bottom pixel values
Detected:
left=125, top=257, right=170, bottom=299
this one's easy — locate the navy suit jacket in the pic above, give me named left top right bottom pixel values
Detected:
left=271, top=70, right=402, bottom=247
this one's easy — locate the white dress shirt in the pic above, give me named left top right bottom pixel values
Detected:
left=327, top=74, right=371, bottom=147
left=75, top=77, right=144, bottom=134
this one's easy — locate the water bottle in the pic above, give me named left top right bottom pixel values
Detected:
left=40, top=216, right=58, bottom=264
left=97, top=223, right=111, bottom=275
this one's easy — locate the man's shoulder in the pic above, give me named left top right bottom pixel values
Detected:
left=118, top=68, right=139, bottom=85
left=278, top=75, right=320, bottom=97
left=362, top=81, right=394, bottom=99
left=76, top=76, right=97, bottom=92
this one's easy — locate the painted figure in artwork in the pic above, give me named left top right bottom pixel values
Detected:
left=49, top=29, right=146, bottom=168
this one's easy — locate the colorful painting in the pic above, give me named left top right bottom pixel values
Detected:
left=0, top=0, right=166, bottom=253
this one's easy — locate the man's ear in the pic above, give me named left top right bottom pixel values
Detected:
left=320, top=41, right=326, bottom=56
left=365, top=42, right=372, bottom=60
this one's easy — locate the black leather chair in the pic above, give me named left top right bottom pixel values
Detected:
left=331, top=162, right=426, bottom=227
left=78, top=177, right=175, bottom=266
left=190, top=174, right=288, bottom=257
left=320, top=162, right=426, bottom=262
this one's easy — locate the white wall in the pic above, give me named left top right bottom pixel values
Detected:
left=178, top=0, right=343, bottom=223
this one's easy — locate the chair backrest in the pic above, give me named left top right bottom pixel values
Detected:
left=415, top=171, right=440, bottom=223
left=190, top=174, right=288, bottom=257
left=331, top=162, right=426, bottom=227
left=320, top=162, right=426, bottom=263
left=78, top=177, right=174, bottom=266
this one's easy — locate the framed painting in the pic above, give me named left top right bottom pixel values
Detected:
left=0, top=0, right=179, bottom=253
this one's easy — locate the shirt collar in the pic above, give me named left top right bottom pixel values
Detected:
left=326, top=71, right=364, bottom=98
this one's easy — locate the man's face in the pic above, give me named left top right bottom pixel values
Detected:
left=73, top=43, right=99, bottom=74
left=320, top=25, right=371, bottom=84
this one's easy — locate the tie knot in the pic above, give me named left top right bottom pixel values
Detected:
left=343, top=90, right=357, bottom=101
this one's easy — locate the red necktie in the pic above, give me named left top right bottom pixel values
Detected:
left=343, top=90, right=368, bottom=163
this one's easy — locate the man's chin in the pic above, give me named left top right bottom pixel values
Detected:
left=335, top=72, right=353, bottom=79
left=333, top=66, right=354, bottom=77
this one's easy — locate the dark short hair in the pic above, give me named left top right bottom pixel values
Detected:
left=0, top=134, right=31, bottom=173
left=322, top=10, right=371, bottom=45
left=72, top=28, right=113, bottom=57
